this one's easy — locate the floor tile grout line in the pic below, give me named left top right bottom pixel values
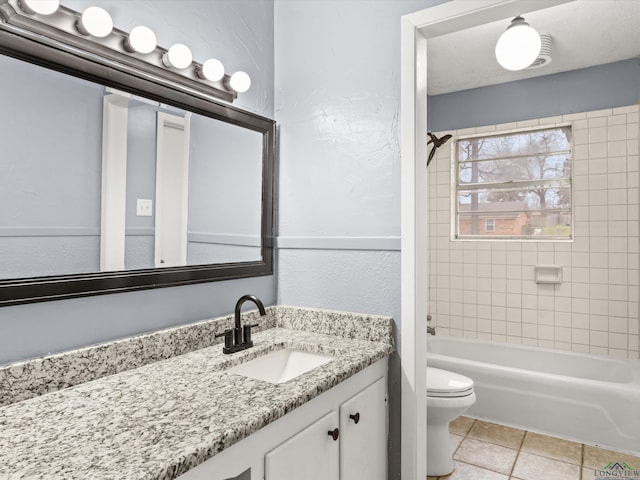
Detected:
left=447, top=419, right=474, bottom=479
left=464, top=418, right=526, bottom=477
left=443, top=417, right=639, bottom=480
left=507, top=429, right=529, bottom=479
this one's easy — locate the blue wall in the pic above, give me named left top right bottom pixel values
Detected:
left=428, top=59, right=640, bottom=132
left=0, top=0, right=275, bottom=364
left=0, top=57, right=103, bottom=278
left=273, top=2, right=446, bottom=479
left=274, top=0, right=444, bottom=324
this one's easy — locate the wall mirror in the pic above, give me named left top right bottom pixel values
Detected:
left=0, top=4, right=275, bottom=306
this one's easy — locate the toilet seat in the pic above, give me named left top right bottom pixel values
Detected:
left=427, top=367, right=474, bottom=398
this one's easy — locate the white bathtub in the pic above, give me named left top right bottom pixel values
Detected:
left=427, top=336, right=640, bottom=455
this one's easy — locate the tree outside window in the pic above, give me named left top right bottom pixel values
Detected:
left=455, top=126, right=572, bottom=240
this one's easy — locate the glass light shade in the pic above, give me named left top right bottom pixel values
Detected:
left=495, top=17, right=541, bottom=71
left=126, top=26, right=157, bottom=54
left=163, top=44, right=193, bottom=69
left=199, top=59, right=225, bottom=82
left=77, top=6, right=113, bottom=38
left=19, top=0, right=59, bottom=15
left=228, top=71, right=251, bottom=93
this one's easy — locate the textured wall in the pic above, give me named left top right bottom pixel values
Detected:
left=0, top=0, right=275, bottom=364
left=273, top=1, right=445, bottom=479
left=274, top=0, right=444, bottom=317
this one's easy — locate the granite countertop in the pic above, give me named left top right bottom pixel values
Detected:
left=0, top=325, right=392, bottom=480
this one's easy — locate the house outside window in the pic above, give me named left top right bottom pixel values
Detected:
left=455, top=125, right=572, bottom=240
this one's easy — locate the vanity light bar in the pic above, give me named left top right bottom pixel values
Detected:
left=0, top=0, right=251, bottom=102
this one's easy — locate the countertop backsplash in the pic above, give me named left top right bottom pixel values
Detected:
left=0, top=306, right=393, bottom=407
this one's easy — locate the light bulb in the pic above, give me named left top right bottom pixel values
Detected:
left=198, top=59, right=225, bottom=82
left=19, top=0, right=59, bottom=15
left=495, top=16, right=541, bottom=71
left=228, top=71, right=251, bottom=93
left=125, top=26, right=157, bottom=54
left=77, top=6, right=113, bottom=38
left=162, top=44, right=193, bottom=70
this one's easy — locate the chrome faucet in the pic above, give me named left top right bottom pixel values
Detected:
left=216, top=294, right=266, bottom=354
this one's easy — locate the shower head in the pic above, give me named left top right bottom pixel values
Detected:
left=427, top=132, right=452, bottom=167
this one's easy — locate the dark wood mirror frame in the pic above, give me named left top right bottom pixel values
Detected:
left=0, top=23, right=275, bottom=307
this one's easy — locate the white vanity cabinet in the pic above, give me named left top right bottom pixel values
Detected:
left=265, top=411, right=340, bottom=480
left=264, top=377, right=387, bottom=480
left=176, top=358, right=387, bottom=480
left=339, top=377, right=387, bottom=480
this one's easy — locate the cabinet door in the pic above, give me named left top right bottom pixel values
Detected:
left=339, top=377, right=387, bottom=480
left=265, top=411, right=339, bottom=480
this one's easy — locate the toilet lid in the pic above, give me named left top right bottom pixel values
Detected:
left=427, top=367, right=474, bottom=397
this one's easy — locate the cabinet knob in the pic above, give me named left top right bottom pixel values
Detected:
left=349, top=412, right=360, bottom=424
left=328, top=428, right=339, bottom=441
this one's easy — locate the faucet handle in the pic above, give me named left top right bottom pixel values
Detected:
left=243, top=323, right=259, bottom=345
left=215, top=329, right=234, bottom=351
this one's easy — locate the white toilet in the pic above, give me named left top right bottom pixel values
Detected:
left=426, top=367, right=476, bottom=477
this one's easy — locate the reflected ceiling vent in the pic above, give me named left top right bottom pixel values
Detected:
left=527, top=34, right=553, bottom=69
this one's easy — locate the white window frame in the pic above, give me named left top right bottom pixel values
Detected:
left=452, top=123, right=574, bottom=242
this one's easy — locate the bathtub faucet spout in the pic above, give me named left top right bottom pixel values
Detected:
left=427, top=314, right=435, bottom=335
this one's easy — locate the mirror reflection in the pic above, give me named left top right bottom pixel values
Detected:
left=0, top=54, right=262, bottom=280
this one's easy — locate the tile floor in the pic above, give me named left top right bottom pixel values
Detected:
left=427, top=416, right=640, bottom=480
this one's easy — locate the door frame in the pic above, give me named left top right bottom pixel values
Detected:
left=399, top=1, right=572, bottom=478
left=155, top=111, right=192, bottom=268
left=100, top=90, right=130, bottom=272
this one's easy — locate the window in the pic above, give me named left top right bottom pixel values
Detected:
left=455, top=126, right=572, bottom=240
left=485, top=218, right=495, bottom=232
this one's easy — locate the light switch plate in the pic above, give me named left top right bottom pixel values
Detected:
left=136, top=199, right=153, bottom=217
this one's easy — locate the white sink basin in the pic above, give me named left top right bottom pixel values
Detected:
left=228, top=348, right=335, bottom=384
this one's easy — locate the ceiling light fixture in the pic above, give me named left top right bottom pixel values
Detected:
left=77, top=6, right=113, bottom=38
left=125, top=25, right=157, bottom=54
left=18, top=0, right=60, bottom=15
left=495, top=16, right=541, bottom=71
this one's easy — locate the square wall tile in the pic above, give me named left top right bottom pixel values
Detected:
left=429, top=107, right=639, bottom=359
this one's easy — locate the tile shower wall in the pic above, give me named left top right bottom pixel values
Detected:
left=428, top=105, right=640, bottom=359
